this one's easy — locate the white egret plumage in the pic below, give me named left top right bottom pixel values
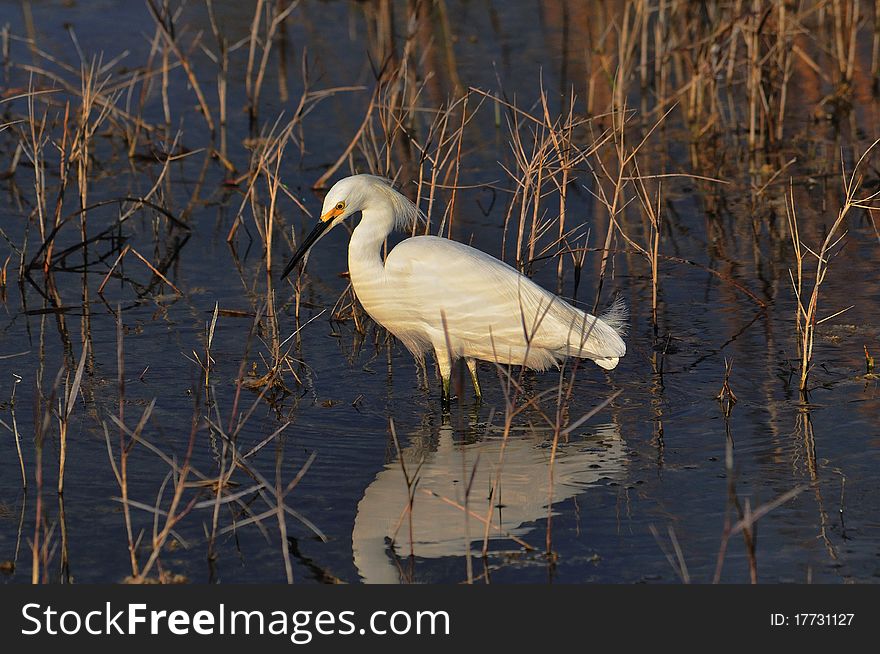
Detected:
left=282, top=174, right=626, bottom=402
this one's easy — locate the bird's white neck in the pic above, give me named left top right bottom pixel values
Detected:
left=347, top=206, right=395, bottom=295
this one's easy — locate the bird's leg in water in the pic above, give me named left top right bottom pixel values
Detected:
left=441, top=376, right=451, bottom=409
left=465, top=358, right=482, bottom=401
left=435, top=347, right=453, bottom=409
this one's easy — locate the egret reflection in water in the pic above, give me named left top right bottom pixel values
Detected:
left=352, top=420, right=627, bottom=583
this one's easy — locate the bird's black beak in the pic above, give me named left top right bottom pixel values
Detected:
left=281, top=219, right=332, bottom=279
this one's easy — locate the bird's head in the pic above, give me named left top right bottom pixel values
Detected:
left=280, top=176, right=369, bottom=279
left=281, top=175, right=420, bottom=279
left=319, top=175, right=369, bottom=225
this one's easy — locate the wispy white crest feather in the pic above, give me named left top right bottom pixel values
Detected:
left=361, top=175, right=427, bottom=232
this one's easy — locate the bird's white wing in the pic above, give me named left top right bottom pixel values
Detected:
left=383, top=236, right=624, bottom=367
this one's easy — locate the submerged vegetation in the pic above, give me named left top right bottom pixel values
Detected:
left=0, top=0, right=878, bottom=583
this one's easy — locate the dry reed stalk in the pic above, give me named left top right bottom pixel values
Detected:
left=418, top=483, right=534, bottom=554
left=474, top=307, right=574, bottom=557
left=443, top=95, right=468, bottom=238
left=713, top=485, right=805, bottom=583
left=648, top=524, right=690, bottom=583
left=795, top=409, right=838, bottom=560
left=387, top=418, right=425, bottom=578
left=830, top=0, right=859, bottom=85
left=274, top=442, right=294, bottom=583
left=716, top=358, right=738, bottom=417
left=589, top=104, right=672, bottom=314
left=145, top=0, right=215, bottom=133
left=21, top=78, right=49, bottom=246
left=131, top=414, right=200, bottom=583
left=545, top=389, right=620, bottom=555
left=43, top=100, right=69, bottom=271
left=785, top=139, right=880, bottom=393
left=408, top=93, right=476, bottom=235
left=96, top=243, right=183, bottom=296
left=55, top=342, right=88, bottom=495
left=245, top=0, right=267, bottom=124
left=113, top=305, right=137, bottom=577
left=492, top=80, right=601, bottom=283
left=105, top=304, right=317, bottom=580
left=72, top=60, right=115, bottom=267
left=713, top=407, right=737, bottom=582
left=623, top=162, right=663, bottom=327
left=872, top=1, right=880, bottom=83
left=205, top=0, right=229, bottom=156
left=0, top=284, right=24, bottom=321
left=243, top=0, right=298, bottom=129
left=230, top=70, right=354, bottom=242
left=540, top=91, right=578, bottom=294
left=2, top=375, right=27, bottom=489
left=30, top=365, right=56, bottom=583
left=206, top=410, right=322, bottom=578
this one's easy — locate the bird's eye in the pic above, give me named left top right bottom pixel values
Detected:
left=335, top=202, right=345, bottom=211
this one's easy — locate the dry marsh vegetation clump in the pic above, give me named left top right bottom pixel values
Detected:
left=0, top=1, right=350, bottom=584
left=786, top=138, right=880, bottom=395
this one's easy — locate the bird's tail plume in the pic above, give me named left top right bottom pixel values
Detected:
left=599, top=296, right=628, bottom=337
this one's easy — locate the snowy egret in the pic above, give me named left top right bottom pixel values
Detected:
left=282, top=174, right=626, bottom=402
